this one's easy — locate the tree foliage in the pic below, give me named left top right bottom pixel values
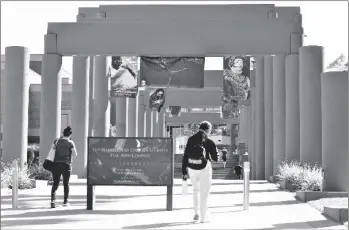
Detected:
left=326, top=54, right=348, bottom=71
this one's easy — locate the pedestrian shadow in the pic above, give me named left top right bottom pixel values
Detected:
left=122, top=221, right=197, bottom=229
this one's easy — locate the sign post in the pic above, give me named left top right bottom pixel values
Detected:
left=166, top=186, right=173, bottom=211
left=243, top=161, right=250, bottom=211
left=87, top=185, right=95, bottom=210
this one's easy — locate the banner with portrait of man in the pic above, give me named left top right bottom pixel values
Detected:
left=149, top=88, right=166, bottom=112
left=109, top=56, right=138, bottom=98
left=221, top=56, right=251, bottom=119
left=140, top=57, right=205, bottom=88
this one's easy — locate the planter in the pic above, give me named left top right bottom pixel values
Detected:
left=324, top=207, right=348, bottom=223
left=29, top=179, right=36, bottom=188
left=279, top=180, right=294, bottom=191
left=296, top=191, right=348, bottom=202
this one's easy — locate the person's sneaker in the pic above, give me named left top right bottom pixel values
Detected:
left=193, top=214, right=200, bottom=221
left=50, top=202, right=56, bottom=208
left=62, top=201, right=70, bottom=207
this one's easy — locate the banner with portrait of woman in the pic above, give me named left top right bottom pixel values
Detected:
left=109, top=56, right=139, bottom=98
left=221, top=56, right=251, bottom=119
left=140, top=57, right=205, bottom=88
left=149, top=88, right=166, bottom=112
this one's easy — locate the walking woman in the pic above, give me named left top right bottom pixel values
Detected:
left=182, top=121, right=218, bottom=223
left=50, top=126, right=77, bottom=208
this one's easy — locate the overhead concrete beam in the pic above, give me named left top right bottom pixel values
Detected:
left=47, top=19, right=301, bottom=56
left=165, top=113, right=239, bottom=124
left=77, top=5, right=300, bottom=23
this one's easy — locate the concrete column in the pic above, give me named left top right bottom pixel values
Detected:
left=246, top=106, right=252, bottom=162
left=264, top=55, right=273, bottom=180
left=136, top=94, right=145, bottom=137
left=251, top=87, right=257, bottom=180
left=93, top=56, right=110, bottom=137
left=299, top=46, right=323, bottom=165
left=285, top=54, right=300, bottom=162
left=251, top=88, right=257, bottom=180
left=71, top=56, right=89, bottom=177
left=321, top=71, right=348, bottom=191
left=126, top=98, right=137, bottom=137
left=88, top=57, right=94, bottom=136
left=145, top=108, right=152, bottom=137
left=255, top=56, right=265, bottom=180
left=158, top=111, right=165, bottom=137
left=39, top=53, right=62, bottom=161
left=151, top=110, right=159, bottom=137
left=239, top=106, right=247, bottom=143
left=2, top=46, right=30, bottom=167
left=110, top=97, right=126, bottom=136
left=273, top=54, right=286, bottom=175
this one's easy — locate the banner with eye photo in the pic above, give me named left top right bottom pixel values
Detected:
left=109, top=56, right=139, bottom=98
left=140, top=57, right=205, bottom=88
left=221, top=56, right=251, bottom=119
left=149, top=88, right=166, bottom=112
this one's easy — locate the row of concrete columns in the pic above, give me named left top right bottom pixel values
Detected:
left=240, top=46, right=339, bottom=181
left=72, top=55, right=167, bottom=177
left=3, top=45, right=347, bottom=188
left=2, top=47, right=166, bottom=177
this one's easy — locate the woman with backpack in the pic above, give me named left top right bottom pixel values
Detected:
left=49, top=126, right=78, bottom=208
left=182, top=121, right=218, bottom=223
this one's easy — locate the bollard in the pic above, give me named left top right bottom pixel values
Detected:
left=321, top=168, right=325, bottom=191
left=12, top=160, right=19, bottom=209
left=243, top=161, right=250, bottom=210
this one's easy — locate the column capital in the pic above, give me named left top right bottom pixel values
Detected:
left=44, top=33, right=58, bottom=54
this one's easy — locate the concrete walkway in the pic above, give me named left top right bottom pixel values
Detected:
left=1, top=179, right=346, bottom=229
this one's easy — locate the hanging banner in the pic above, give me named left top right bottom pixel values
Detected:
left=140, top=57, right=205, bottom=88
left=109, top=56, right=138, bottom=98
left=223, top=56, right=251, bottom=101
left=221, top=98, right=240, bottom=119
left=149, top=88, right=166, bottom=112
left=169, top=106, right=181, bottom=117
left=221, top=56, right=251, bottom=119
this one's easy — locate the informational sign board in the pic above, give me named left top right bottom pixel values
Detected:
left=87, top=137, right=173, bottom=186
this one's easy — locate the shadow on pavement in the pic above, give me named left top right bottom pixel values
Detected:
left=1, top=199, right=301, bottom=220
left=122, top=221, right=197, bottom=229
left=246, top=219, right=342, bottom=229
left=1, top=217, right=84, bottom=227
left=1, top=188, right=281, bottom=202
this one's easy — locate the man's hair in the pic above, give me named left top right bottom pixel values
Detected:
left=199, top=121, right=212, bottom=131
left=63, top=126, right=72, bottom=137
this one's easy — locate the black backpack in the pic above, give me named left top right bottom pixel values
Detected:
left=188, top=143, right=206, bottom=160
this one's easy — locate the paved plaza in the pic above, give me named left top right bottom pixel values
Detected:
left=1, top=179, right=346, bottom=229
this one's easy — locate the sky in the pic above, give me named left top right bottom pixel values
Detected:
left=1, top=1, right=348, bottom=74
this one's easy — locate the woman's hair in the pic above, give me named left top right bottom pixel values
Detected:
left=194, top=121, right=212, bottom=144
left=63, top=126, right=72, bottom=137
left=227, top=56, right=250, bottom=76
left=199, top=121, right=212, bottom=132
